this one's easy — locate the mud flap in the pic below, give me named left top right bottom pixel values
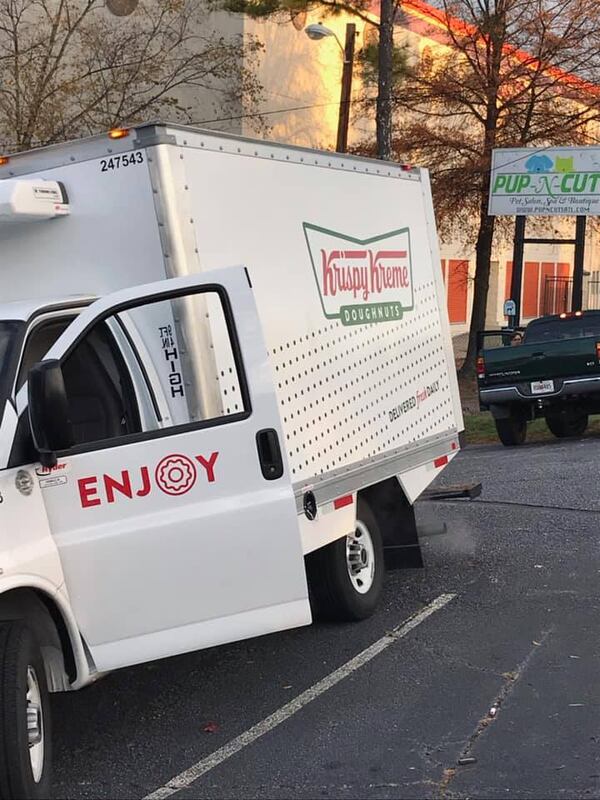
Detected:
left=361, top=478, right=423, bottom=570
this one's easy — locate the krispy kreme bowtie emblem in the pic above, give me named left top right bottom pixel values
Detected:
left=303, top=223, right=414, bottom=326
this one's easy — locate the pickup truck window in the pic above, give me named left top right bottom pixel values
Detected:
left=524, top=316, right=600, bottom=344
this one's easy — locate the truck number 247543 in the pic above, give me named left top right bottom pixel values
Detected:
left=100, top=152, right=144, bottom=172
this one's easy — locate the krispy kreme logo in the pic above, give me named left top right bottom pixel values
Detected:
left=303, top=223, right=414, bottom=325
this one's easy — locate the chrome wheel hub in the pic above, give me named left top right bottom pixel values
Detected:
left=346, top=520, right=376, bottom=594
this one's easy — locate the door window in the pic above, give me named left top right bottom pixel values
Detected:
left=61, top=288, right=248, bottom=452
left=16, top=316, right=76, bottom=391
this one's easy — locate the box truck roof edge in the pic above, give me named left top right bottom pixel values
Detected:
left=0, top=121, right=420, bottom=178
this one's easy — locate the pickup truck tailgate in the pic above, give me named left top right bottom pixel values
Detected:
left=483, top=338, right=598, bottom=385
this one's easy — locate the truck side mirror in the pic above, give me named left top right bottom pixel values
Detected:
left=28, top=360, right=74, bottom=468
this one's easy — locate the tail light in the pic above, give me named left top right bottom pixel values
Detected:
left=596, top=341, right=600, bottom=361
left=476, top=355, right=485, bottom=377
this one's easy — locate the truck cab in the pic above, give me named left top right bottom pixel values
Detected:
left=0, top=271, right=316, bottom=799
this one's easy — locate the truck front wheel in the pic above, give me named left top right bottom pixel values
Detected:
left=0, top=621, right=51, bottom=800
left=546, top=411, right=588, bottom=438
left=494, top=416, right=527, bottom=446
left=306, top=500, right=384, bottom=621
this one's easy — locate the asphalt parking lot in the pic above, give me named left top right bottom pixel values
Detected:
left=51, top=438, right=600, bottom=800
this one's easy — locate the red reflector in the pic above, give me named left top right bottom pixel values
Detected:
left=434, top=456, right=448, bottom=468
left=333, top=494, right=353, bottom=510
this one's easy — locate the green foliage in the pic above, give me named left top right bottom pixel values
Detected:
left=356, top=40, right=408, bottom=90
left=215, top=0, right=371, bottom=22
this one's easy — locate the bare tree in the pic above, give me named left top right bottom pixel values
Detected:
left=0, top=0, right=265, bottom=151
left=384, top=0, right=600, bottom=374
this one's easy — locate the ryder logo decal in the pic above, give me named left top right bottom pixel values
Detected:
left=303, top=223, right=414, bottom=325
left=77, top=451, right=219, bottom=508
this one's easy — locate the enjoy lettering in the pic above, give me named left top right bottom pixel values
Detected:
left=78, top=451, right=219, bottom=508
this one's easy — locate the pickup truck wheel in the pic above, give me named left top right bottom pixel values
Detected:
left=305, top=500, right=384, bottom=621
left=0, top=622, right=51, bottom=800
left=546, top=412, right=588, bottom=438
left=494, top=416, right=526, bottom=446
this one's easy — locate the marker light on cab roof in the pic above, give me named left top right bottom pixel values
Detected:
left=108, top=128, right=130, bottom=140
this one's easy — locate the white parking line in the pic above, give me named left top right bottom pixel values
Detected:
left=143, top=593, right=457, bottom=800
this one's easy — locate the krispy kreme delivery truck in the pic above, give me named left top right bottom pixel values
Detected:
left=0, top=123, right=463, bottom=798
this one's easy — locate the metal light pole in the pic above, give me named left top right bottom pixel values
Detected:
left=305, top=22, right=356, bottom=153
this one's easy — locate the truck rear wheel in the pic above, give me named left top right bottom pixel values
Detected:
left=494, top=416, right=527, bottom=446
left=306, top=500, right=384, bottom=621
left=546, top=411, right=588, bottom=438
left=0, top=621, right=51, bottom=800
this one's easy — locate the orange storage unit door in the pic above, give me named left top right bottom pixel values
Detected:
left=504, top=260, right=513, bottom=301
left=447, top=259, right=468, bottom=324
left=522, top=261, right=540, bottom=318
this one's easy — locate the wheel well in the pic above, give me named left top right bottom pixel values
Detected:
left=0, top=588, right=76, bottom=689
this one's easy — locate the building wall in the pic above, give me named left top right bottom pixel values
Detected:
left=244, top=12, right=374, bottom=149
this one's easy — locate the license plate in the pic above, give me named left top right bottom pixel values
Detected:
left=531, top=380, right=555, bottom=395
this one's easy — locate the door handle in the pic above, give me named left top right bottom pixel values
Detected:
left=256, top=428, right=284, bottom=480
left=532, top=352, right=545, bottom=358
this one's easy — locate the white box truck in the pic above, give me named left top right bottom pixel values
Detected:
left=0, top=123, right=463, bottom=798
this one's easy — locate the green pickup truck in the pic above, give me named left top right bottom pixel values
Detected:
left=477, top=310, right=600, bottom=446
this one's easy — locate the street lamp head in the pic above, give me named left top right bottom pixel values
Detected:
left=304, top=23, right=336, bottom=41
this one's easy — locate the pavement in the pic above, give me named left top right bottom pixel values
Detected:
left=50, top=438, right=600, bottom=800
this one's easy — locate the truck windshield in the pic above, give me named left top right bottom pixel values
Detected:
left=524, top=316, right=600, bottom=344
left=0, top=321, right=24, bottom=423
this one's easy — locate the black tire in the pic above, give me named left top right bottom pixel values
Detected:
left=546, top=411, right=588, bottom=438
left=305, top=499, right=385, bottom=621
left=0, top=622, right=51, bottom=800
left=495, top=416, right=527, bottom=446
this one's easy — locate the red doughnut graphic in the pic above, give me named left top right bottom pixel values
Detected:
left=155, top=454, right=197, bottom=496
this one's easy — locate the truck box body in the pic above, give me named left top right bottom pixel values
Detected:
left=0, top=124, right=463, bottom=507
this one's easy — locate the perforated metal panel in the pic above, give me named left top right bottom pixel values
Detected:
left=271, top=278, right=454, bottom=482
left=205, top=293, right=245, bottom=417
